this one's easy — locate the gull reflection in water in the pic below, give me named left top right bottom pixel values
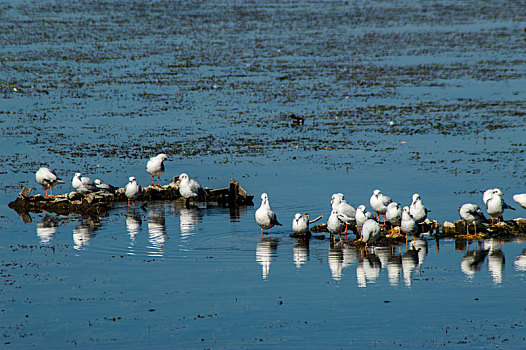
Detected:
left=256, top=237, right=278, bottom=280
left=179, top=208, right=203, bottom=240
left=460, top=241, right=488, bottom=279
left=357, top=251, right=381, bottom=288
left=402, top=247, right=419, bottom=287
left=410, top=238, right=428, bottom=269
left=328, top=244, right=358, bottom=281
left=125, top=213, right=142, bottom=256
left=73, top=219, right=100, bottom=250
left=36, top=214, right=58, bottom=244
left=148, top=204, right=168, bottom=257
left=514, top=248, right=526, bottom=271
left=293, top=239, right=309, bottom=268
left=125, top=213, right=142, bottom=240
left=388, top=252, right=403, bottom=286
left=485, top=239, right=505, bottom=284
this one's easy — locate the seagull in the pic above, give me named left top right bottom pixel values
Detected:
left=401, top=206, right=418, bottom=243
left=331, top=193, right=356, bottom=233
left=327, top=209, right=345, bottom=242
left=361, top=219, right=381, bottom=248
left=410, top=194, right=430, bottom=232
left=513, top=194, right=526, bottom=209
left=177, top=173, right=206, bottom=201
left=125, top=176, right=141, bottom=210
left=483, top=188, right=515, bottom=224
left=72, top=173, right=98, bottom=194
left=94, top=179, right=117, bottom=194
left=370, top=189, right=392, bottom=223
left=459, top=203, right=489, bottom=236
left=292, top=213, right=309, bottom=235
left=386, top=202, right=402, bottom=235
left=255, top=193, right=282, bottom=235
left=35, top=167, right=64, bottom=197
left=146, top=153, right=168, bottom=187
left=355, top=205, right=375, bottom=233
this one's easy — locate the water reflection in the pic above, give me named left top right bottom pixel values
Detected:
left=514, top=249, right=526, bottom=271
left=328, top=244, right=358, bottom=281
left=148, top=204, right=167, bottom=256
left=387, top=253, right=402, bottom=286
left=256, top=237, right=278, bottom=280
left=357, top=252, right=381, bottom=288
left=36, top=214, right=58, bottom=244
left=410, top=238, right=428, bottom=268
left=73, top=219, right=100, bottom=250
left=485, top=239, right=505, bottom=284
left=460, top=242, right=488, bottom=279
left=125, top=213, right=142, bottom=239
left=402, top=248, right=419, bottom=286
left=179, top=208, right=202, bottom=239
left=293, top=239, right=309, bottom=268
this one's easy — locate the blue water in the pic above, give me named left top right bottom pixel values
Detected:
left=1, top=0, right=525, bottom=347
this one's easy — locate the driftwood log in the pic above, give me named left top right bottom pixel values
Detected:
left=9, top=177, right=253, bottom=221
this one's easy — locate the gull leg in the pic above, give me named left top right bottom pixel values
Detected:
left=151, top=176, right=155, bottom=187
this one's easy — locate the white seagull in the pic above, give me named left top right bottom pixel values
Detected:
left=331, top=193, right=356, bottom=233
left=292, top=213, right=309, bottom=235
left=255, top=193, right=282, bottom=235
left=513, top=193, right=526, bottom=209
left=35, top=167, right=64, bottom=197
left=361, top=219, right=381, bottom=248
left=401, top=206, right=418, bottom=243
left=72, top=172, right=98, bottom=194
left=146, top=153, right=168, bottom=187
left=177, top=173, right=206, bottom=201
left=459, top=203, right=489, bottom=236
left=410, top=193, right=430, bottom=232
left=370, top=189, right=392, bottom=223
left=355, top=205, right=375, bottom=232
left=125, top=176, right=141, bottom=210
left=483, top=188, right=515, bottom=223
left=327, top=209, right=345, bottom=241
left=386, top=202, right=402, bottom=235
left=94, top=179, right=117, bottom=194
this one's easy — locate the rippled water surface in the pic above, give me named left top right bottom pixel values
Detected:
left=1, top=0, right=525, bottom=348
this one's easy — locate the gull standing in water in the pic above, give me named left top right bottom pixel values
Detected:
left=386, top=202, right=402, bottom=235
left=292, top=213, right=309, bottom=235
left=401, top=206, right=418, bottom=243
left=255, top=193, right=282, bottom=235
left=361, top=219, right=381, bottom=248
left=355, top=205, right=375, bottom=233
left=483, top=188, right=515, bottom=224
left=327, top=209, right=345, bottom=242
left=177, top=173, right=206, bottom=201
left=331, top=193, right=356, bottom=234
left=513, top=193, right=526, bottom=209
left=459, top=203, right=489, bottom=236
left=146, top=153, right=168, bottom=187
left=125, top=176, right=141, bottom=211
left=72, top=172, right=98, bottom=194
left=370, top=189, right=392, bottom=223
left=35, top=167, right=64, bottom=197
left=410, top=194, right=430, bottom=232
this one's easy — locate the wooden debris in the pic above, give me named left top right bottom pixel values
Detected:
left=9, top=178, right=253, bottom=217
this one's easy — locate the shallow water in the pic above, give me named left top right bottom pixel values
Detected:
left=1, top=0, right=525, bottom=348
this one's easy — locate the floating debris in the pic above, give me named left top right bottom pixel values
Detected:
left=9, top=177, right=253, bottom=220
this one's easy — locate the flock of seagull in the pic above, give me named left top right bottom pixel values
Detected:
left=34, top=153, right=526, bottom=245
left=255, top=188, right=526, bottom=245
left=35, top=153, right=205, bottom=209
